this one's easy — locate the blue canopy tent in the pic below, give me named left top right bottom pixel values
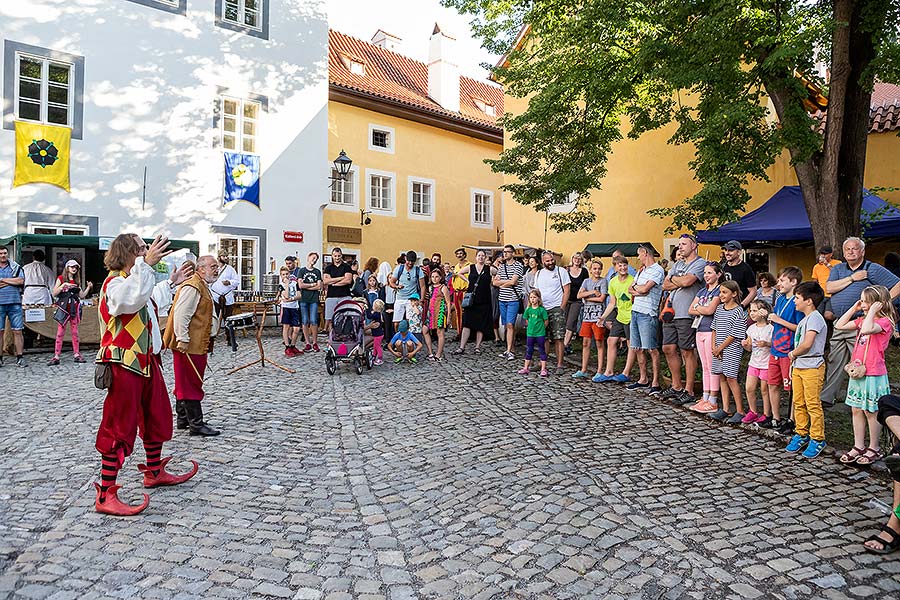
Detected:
left=696, top=186, right=900, bottom=247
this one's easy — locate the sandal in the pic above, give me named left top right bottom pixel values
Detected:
left=473, top=347, right=482, bottom=355
left=451, top=348, right=464, bottom=355
left=857, top=447, right=884, bottom=467
left=47, top=357, right=60, bottom=366
left=839, top=446, right=865, bottom=464
left=864, top=524, right=900, bottom=555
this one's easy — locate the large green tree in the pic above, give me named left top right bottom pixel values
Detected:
left=445, top=0, right=900, bottom=253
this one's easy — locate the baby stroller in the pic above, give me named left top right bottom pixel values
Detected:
left=325, top=299, right=374, bottom=375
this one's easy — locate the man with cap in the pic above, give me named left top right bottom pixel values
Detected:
left=721, top=240, right=757, bottom=307
left=389, top=251, right=426, bottom=329
left=812, top=246, right=840, bottom=297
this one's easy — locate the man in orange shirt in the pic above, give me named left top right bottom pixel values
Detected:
left=812, top=246, right=840, bottom=297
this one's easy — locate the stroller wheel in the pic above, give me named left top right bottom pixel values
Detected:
left=365, top=348, right=374, bottom=370
left=355, top=357, right=364, bottom=375
left=325, top=354, right=337, bottom=376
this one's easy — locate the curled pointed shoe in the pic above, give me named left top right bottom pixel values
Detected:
left=138, top=457, right=199, bottom=488
left=93, top=483, right=149, bottom=516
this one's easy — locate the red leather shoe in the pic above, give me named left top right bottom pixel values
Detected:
left=94, top=483, right=149, bottom=516
left=138, top=457, right=199, bottom=488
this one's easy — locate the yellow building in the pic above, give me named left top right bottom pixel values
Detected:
left=497, top=30, right=900, bottom=277
left=324, top=28, right=505, bottom=267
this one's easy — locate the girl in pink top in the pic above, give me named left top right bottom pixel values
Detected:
left=835, top=285, right=897, bottom=466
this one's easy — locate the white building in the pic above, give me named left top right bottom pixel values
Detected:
left=0, top=0, right=328, bottom=290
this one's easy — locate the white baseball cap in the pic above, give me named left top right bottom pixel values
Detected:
left=65, top=259, right=80, bottom=268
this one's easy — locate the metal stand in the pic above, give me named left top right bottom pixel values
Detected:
left=227, top=301, right=295, bottom=374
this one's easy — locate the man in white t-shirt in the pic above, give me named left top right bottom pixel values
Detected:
left=534, top=250, right=571, bottom=374
left=210, top=253, right=239, bottom=320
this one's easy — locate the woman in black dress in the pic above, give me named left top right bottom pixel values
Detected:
left=451, top=249, right=496, bottom=355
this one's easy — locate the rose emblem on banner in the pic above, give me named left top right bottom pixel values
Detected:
left=231, top=163, right=253, bottom=187
left=28, top=139, right=59, bottom=168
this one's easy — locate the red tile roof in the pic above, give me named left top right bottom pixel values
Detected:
left=329, top=29, right=504, bottom=133
left=870, top=83, right=900, bottom=133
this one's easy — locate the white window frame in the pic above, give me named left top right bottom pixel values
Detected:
left=368, top=123, right=395, bottom=154
left=407, top=176, right=436, bottom=222
left=471, top=188, right=494, bottom=229
left=221, top=0, right=263, bottom=32
left=13, top=52, right=74, bottom=129
left=220, top=95, right=261, bottom=155
left=27, top=222, right=89, bottom=235
left=217, top=234, right=259, bottom=291
left=327, top=164, right=359, bottom=212
left=366, top=169, right=396, bottom=217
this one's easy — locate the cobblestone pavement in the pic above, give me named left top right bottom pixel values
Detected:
left=1, top=336, right=899, bottom=600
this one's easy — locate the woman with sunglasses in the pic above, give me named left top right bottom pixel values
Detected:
left=48, top=259, right=93, bottom=365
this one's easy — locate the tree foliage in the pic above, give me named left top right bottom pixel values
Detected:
left=444, top=0, right=900, bottom=239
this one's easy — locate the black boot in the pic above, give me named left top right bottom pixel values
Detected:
left=175, top=400, right=188, bottom=430
left=184, top=400, right=220, bottom=436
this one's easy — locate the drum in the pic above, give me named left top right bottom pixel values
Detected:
left=225, top=312, right=255, bottom=330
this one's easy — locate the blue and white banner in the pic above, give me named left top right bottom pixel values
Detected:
left=224, top=152, right=260, bottom=207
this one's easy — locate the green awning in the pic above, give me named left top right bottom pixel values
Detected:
left=583, top=242, right=659, bottom=257
left=0, top=234, right=199, bottom=259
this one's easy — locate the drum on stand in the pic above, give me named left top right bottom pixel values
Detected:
left=224, top=312, right=256, bottom=351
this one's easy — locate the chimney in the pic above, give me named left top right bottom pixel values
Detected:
left=428, top=22, right=460, bottom=113
left=371, top=29, right=402, bottom=53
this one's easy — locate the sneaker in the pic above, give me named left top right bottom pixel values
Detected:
left=741, top=411, right=759, bottom=424
left=777, top=419, right=796, bottom=435
left=313, top=343, right=321, bottom=352
left=572, top=370, right=588, bottom=379
left=708, top=408, right=729, bottom=421
left=674, top=391, right=696, bottom=406
left=592, top=373, right=611, bottom=383
left=284, top=347, right=294, bottom=357
left=517, top=368, right=529, bottom=375
left=506, top=352, right=516, bottom=361
left=726, top=412, right=746, bottom=425
left=48, top=356, right=60, bottom=366
left=786, top=434, right=810, bottom=453
left=395, top=357, right=403, bottom=364
left=15, top=357, right=25, bottom=368
left=801, top=439, right=827, bottom=459
left=690, top=400, right=718, bottom=414
left=758, top=417, right=775, bottom=429
left=626, top=381, right=649, bottom=390
left=646, top=386, right=663, bottom=396
left=409, top=357, right=418, bottom=364
left=303, top=344, right=313, bottom=352
left=540, top=369, right=549, bottom=377
left=373, top=359, right=384, bottom=366
left=753, top=413, right=768, bottom=424
left=660, top=387, right=683, bottom=400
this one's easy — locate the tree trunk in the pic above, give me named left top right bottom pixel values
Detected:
left=766, top=0, right=883, bottom=260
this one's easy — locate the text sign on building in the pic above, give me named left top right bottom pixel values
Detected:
left=326, top=226, right=362, bottom=245
left=283, top=230, right=304, bottom=243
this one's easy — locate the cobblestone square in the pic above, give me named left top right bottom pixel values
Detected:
left=1, top=338, right=899, bottom=599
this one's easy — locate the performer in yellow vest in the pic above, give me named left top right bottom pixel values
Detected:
left=94, top=233, right=197, bottom=516
left=164, top=255, right=220, bottom=436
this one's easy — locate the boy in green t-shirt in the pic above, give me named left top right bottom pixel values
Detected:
left=518, top=289, right=550, bottom=377
left=597, top=255, right=636, bottom=383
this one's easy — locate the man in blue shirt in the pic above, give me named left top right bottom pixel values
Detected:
left=0, top=245, right=25, bottom=366
left=389, top=251, right=426, bottom=330
left=822, top=236, right=900, bottom=404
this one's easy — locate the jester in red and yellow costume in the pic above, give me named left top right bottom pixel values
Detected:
left=93, top=233, right=197, bottom=516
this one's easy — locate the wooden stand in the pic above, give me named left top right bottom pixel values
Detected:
left=227, top=301, right=295, bottom=375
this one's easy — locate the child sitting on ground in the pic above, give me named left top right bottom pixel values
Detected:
left=742, top=300, right=773, bottom=424
left=764, top=266, right=804, bottom=431
left=518, top=289, right=550, bottom=377
left=835, top=284, right=897, bottom=466
left=388, top=319, right=422, bottom=363
left=279, top=266, right=302, bottom=357
left=366, top=299, right=386, bottom=366
left=709, top=281, right=748, bottom=423
left=785, top=281, right=828, bottom=458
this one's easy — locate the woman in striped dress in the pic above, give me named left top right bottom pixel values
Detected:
left=423, top=268, right=451, bottom=360
left=710, top=281, right=748, bottom=423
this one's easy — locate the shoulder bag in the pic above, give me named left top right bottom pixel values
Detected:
left=844, top=328, right=869, bottom=379
left=461, top=267, right=481, bottom=308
